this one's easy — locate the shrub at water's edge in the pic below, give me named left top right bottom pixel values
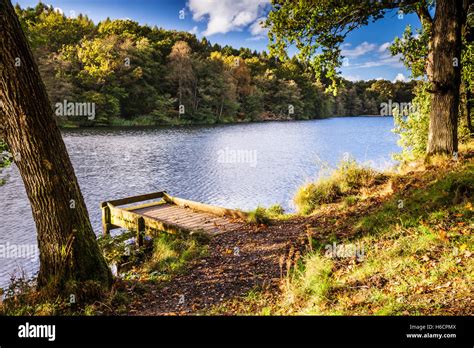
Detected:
left=247, top=204, right=291, bottom=224
left=294, top=157, right=384, bottom=215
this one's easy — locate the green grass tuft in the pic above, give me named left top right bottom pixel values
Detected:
left=141, top=233, right=208, bottom=282
left=247, top=204, right=290, bottom=224
left=294, top=157, right=380, bottom=214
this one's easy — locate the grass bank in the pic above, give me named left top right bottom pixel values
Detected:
left=209, top=145, right=473, bottom=315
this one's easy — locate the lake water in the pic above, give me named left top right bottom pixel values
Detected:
left=0, top=117, right=399, bottom=288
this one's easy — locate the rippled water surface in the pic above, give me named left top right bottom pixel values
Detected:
left=0, top=117, right=399, bottom=287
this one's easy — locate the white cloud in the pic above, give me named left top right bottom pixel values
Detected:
left=378, top=42, right=391, bottom=53
left=341, top=41, right=403, bottom=70
left=246, top=35, right=266, bottom=41
left=188, top=0, right=269, bottom=36
left=344, top=74, right=362, bottom=82
left=341, top=42, right=377, bottom=58
left=234, top=11, right=255, bottom=26
left=393, top=73, right=407, bottom=82
left=189, top=26, right=199, bottom=35
left=350, top=54, right=404, bottom=69
left=249, top=17, right=268, bottom=36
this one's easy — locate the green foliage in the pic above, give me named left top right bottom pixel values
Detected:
left=461, top=39, right=474, bottom=93
left=0, top=140, right=12, bottom=186
left=99, top=230, right=208, bottom=282
left=460, top=21, right=474, bottom=139
left=247, top=206, right=271, bottom=224
left=14, top=3, right=414, bottom=127
left=285, top=254, right=334, bottom=308
left=294, top=157, right=379, bottom=214
left=16, top=4, right=95, bottom=52
left=392, top=82, right=430, bottom=162
left=343, top=195, right=359, bottom=207
left=99, top=231, right=140, bottom=265
left=82, top=91, right=120, bottom=126
left=391, top=25, right=430, bottom=79
left=267, top=0, right=427, bottom=93
left=294, top=180, right=341, bottom=215
left=0, top=140, right=11, bottom=166
left=266, top=204, right=285, bottom=217
left=141, top=233, right=208, bottom=282
left=247, top=204, right=288, bottom=224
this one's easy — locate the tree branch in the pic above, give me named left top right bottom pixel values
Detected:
left=416, top=3, right=433, bottom=27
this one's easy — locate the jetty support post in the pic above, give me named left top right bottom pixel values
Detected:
left=136, top=217, right=145, bottom=247
left=101, top=202, right=111, bottom=236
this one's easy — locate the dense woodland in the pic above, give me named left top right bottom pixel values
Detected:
left=15, top=3, right=415, bottom=126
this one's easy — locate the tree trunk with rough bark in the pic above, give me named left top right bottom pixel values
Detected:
left=427, top=0, right=464, bottom=155
left=0, top=0, right=111, bottom=292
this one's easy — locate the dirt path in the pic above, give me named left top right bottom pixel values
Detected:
left=127, top=187, right=391, bottom=315
left=128, top=218, right=304, bottom=314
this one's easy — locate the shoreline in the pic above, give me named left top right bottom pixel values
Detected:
left=59, top=114, right=391, bottom=129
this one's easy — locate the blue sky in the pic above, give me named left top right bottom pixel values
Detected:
left=16, top=0, right=422, bottom=82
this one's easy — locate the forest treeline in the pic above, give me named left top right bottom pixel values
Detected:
left=16, top=3, right=415, bottom=126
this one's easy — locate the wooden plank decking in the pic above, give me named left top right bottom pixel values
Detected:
left=101, top=191, right=247, bottom=242
left=130, top=203, right=242, bottom=235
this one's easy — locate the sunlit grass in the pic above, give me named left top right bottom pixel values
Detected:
left=141, top=233, right=208, bottom=282
left=285, top=162, right=473, bottom=315
left=247, top=204, right=294, bottom=223
left=294, top=157, right=383, bottom=215
left=212, top=160, right=473, bottom=316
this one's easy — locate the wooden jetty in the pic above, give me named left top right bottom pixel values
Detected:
left=101, top=191, right=247, bottom=243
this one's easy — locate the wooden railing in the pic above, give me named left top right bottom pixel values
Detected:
left=162, top=193, right=248, bottom=220
left=100, top=191, right=248, bottom=245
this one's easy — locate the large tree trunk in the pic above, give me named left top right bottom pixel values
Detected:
left=0, top=0, right=111, bottom=291
left=426, top=0, right=464, bottom=155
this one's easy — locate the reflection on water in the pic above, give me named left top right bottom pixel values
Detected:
left=0, top=117, right=399, bottom=287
